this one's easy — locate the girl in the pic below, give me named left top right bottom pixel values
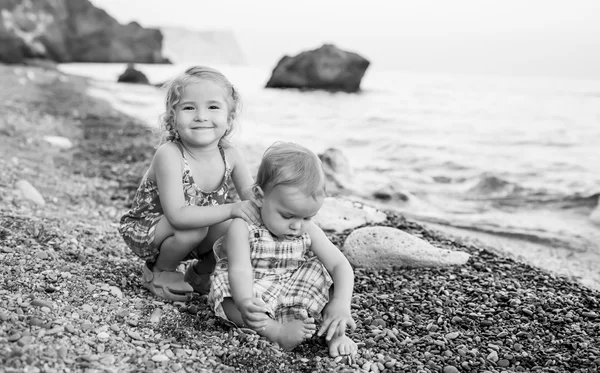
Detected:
left=208, top=142, right=358, bottom=357
left=119, top=66, right=260, bottom=302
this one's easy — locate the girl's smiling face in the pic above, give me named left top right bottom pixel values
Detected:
left=175, top=79, right=230, bottom=148
left=258, top=185, right=324, bottom=240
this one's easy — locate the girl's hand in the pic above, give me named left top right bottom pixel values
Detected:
left=231, top=200, right=260, bottom=225
left=317, top=298, right=356, bottom=341
left=238, top=297, right=270, bottom=330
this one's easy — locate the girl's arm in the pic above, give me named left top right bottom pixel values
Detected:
left=227, top=145, right=256, bottom=201
left=225, top=218, right=269, bottom=328
left=154, top=143, right=254, bottom=230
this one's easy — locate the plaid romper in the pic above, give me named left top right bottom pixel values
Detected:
left=119, top=143, right=231, bottom=262
left=209, top=223, right=334, bottom=324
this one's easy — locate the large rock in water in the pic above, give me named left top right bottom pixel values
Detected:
left=0, top=0, right=168, bottom=64
left=265, top=44, right=370, bottom=92
left=342, top=226, right=471, bottom=269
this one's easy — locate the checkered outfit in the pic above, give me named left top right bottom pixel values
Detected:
left=209, top=223, right=334, bottom=324
left=119, top=143, right=231, bottom=262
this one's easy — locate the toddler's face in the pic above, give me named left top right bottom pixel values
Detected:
left=259, top=185, right=323, bottom=240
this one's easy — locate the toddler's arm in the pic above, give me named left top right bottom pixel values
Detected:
left=307, top=222, right=357, bottom=340
left=153, top=144, right=260, bottom=229
left=225, top=218, right=269, bottom=329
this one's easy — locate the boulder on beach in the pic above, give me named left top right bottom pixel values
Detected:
left=342, top=226, right=471, bottom=268
left=265, top=44, right=370, bottom=93
left=117, top=64, right=149, bottom=84
left=319, top=148, right=353, bottom=194
left=0, top=0, right=169, bottom=64
left=313, top=197, right=387, bottom=232
left=590, top=196, right=600, bottom=225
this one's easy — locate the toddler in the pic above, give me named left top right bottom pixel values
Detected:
left=209, top=142, right=358, bottom=357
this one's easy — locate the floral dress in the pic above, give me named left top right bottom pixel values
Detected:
left=209, top=222, right=334, bottom=324
left=119, top=143, right=231, bottom=262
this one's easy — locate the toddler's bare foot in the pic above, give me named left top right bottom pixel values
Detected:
left=266, top=318, right=316, bottom=351
left=328, top=334, right=358, bottom=357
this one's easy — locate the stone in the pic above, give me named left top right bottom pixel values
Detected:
left=318, top=148, right=353, bottom=193
left=342, top=226, right=470, bottom=268
left=266, top=44, right=370, bottom=92
left=15, top=179, right=45, bottom=206
left=117, top=64, right=149, bottom=84
left=43, top=135, right=73, bottom=149
left=313, top=198, right=387, bottom=233
left=0, top=0, right=169, bottom=64
left=590, top=196, right=600, bottom=225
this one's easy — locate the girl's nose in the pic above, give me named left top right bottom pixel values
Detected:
left=194, top=110, right=207, bottom=121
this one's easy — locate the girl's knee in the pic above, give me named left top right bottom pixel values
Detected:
left=175, top=227, right=209, bottom=246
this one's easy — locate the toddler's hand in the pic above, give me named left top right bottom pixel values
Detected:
left=318, top=298, right=356, bottom=341
left=238, top=297, right=270, bottom=330
left=231, top=200, right=260, bottom=225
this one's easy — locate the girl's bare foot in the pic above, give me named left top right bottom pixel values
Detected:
left=328, top=334, right=358, bottom=357
left=262, top=317, right=316, bottom=351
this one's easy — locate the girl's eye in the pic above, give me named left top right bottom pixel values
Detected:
left=209, top=105, right=220, bottom=110
left=304, top=217, right=312, bottom=221
left=281, top=215, right=292, bottom=220
left=182, top=106, right=194, bottom=110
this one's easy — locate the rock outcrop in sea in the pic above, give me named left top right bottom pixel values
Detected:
left=0, top=0, right=169, bottom=64
left=266, top=44, right=370, bottom=93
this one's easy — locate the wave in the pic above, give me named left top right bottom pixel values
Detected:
left=463, top=174, right=600, bottom=209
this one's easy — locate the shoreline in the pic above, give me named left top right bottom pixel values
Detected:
left=61, top=62, right=600, bottom=293
left=1, top=64, right=599, bottom=372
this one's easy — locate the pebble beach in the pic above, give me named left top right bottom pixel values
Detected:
left=1, top=64, right=599, bottom=372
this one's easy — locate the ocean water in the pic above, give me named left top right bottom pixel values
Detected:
left=57, top=63, right=600, bottom=289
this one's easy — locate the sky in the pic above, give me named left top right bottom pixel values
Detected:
left=89, top=0, right=600, bottom=78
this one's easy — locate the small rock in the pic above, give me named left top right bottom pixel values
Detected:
left=487, top=350, right=499, bottom=363
left=97, top=332, right=110, bottom=341
left=152, top=354, right=169, bottom=362
left=497, top=359, right=510, bottom=367
left=31, top=298, right=53, bottom=308
left=443, top=366, right=460, bottom=373
left=43, top=135, right=73, bottom=149
left=582, top=311, right=598, bottom=319
left=445, top=332, right=460, bottom=340
left=150, top=308, right=162, bottom=324
left=15, top=179, right=45, bottom=206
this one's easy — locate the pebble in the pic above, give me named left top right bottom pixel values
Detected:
left=486, top=351, right=499, bottom=363
left=497, top=359, right=510, bottom=367
left=443, top=366, right=459, bottom=373
left=150, top=308, right=162, bottom=324
left=582, top=311, right=598, bottom=319
left=31, top=298, right=53, bottom=308
left=97, top=332, right=110, bottom=341
left=445, top=332, right=460, bottom=340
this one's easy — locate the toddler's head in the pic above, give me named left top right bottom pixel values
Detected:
left=158, top=66, right=241, bottom=146
left=254, top=142, right=326, bottom=239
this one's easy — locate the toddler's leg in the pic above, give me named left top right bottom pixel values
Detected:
left=221, top=298, right=316, bottom=351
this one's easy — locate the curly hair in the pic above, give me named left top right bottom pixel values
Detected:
left=156, top=66, right=242, bottom=147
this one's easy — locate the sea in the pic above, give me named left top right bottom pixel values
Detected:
left=57, top=63, right=600, bottom=290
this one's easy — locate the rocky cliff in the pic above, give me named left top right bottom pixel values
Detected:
left=160, top=27, right=245, bottom=65
left=0, top=0, right=168, bottom=64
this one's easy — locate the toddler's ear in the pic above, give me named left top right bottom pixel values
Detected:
left=252, top=186, right=264, bottom=207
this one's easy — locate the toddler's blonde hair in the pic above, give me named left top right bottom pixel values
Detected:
left=256, top=142, right=326, bottom=199
left=157, top=66, right=242, bottom=147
